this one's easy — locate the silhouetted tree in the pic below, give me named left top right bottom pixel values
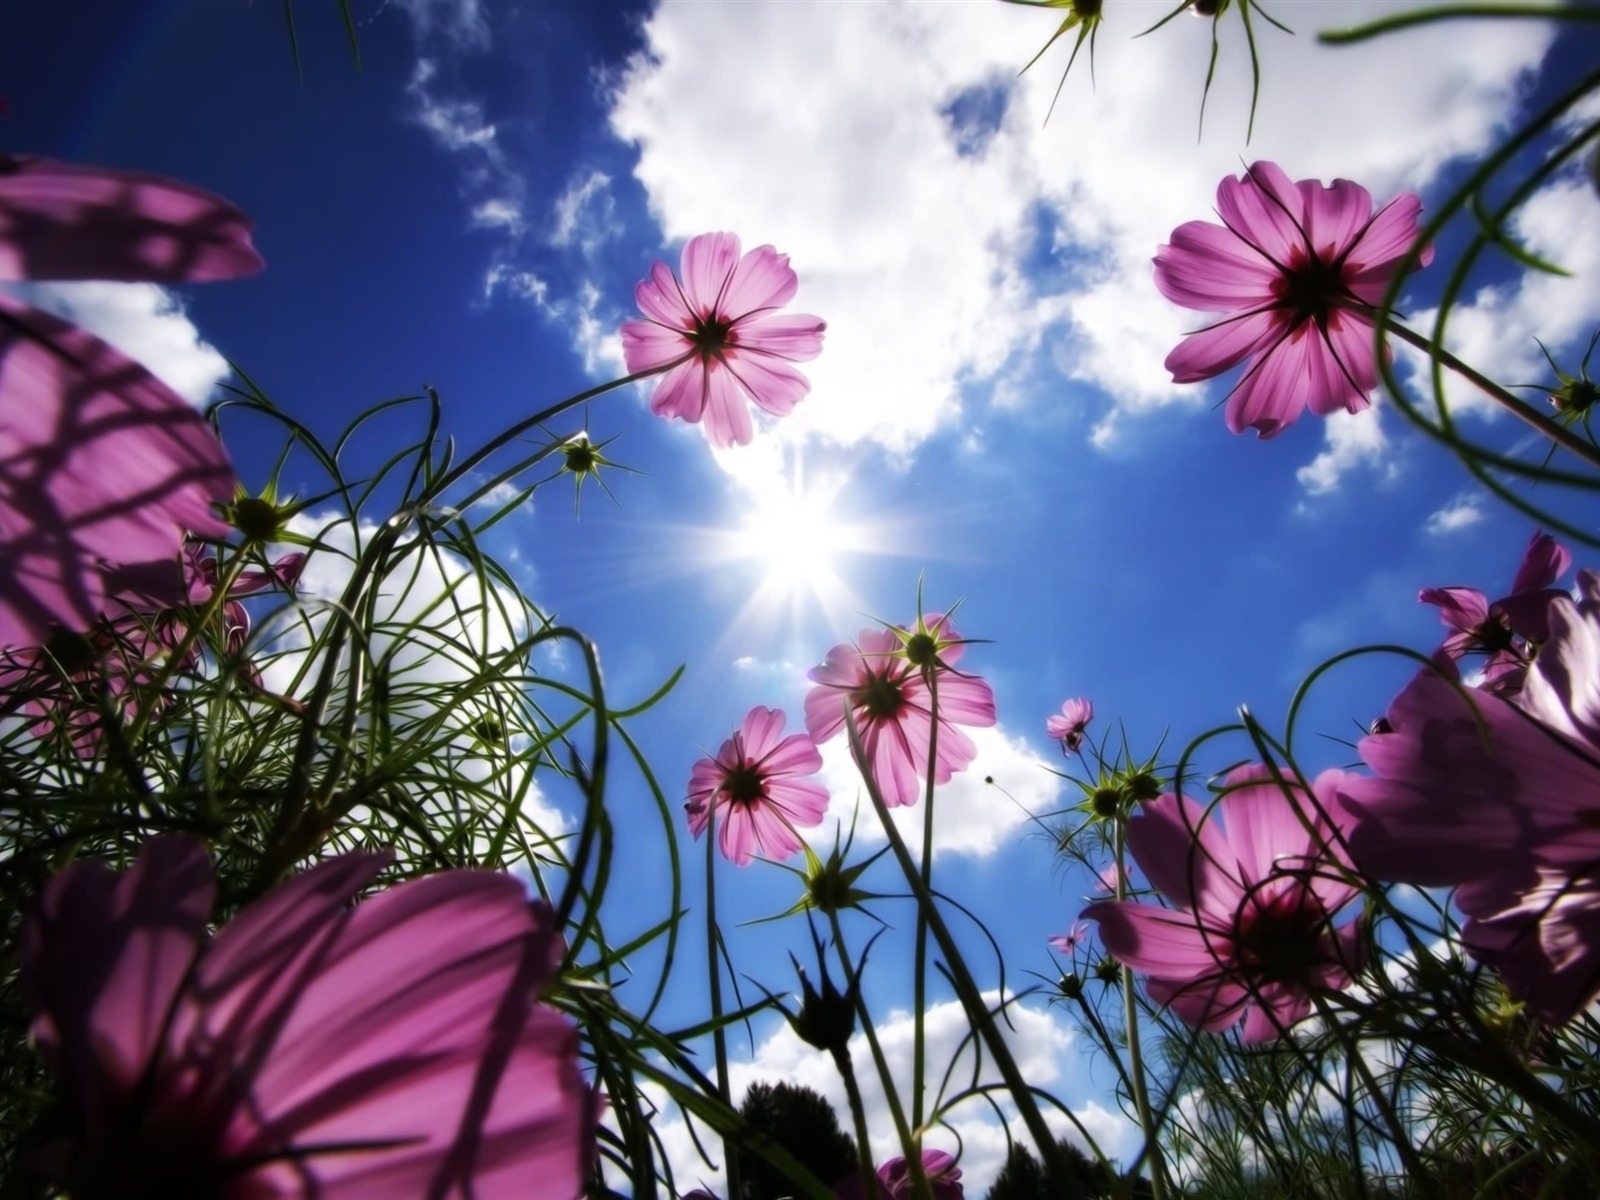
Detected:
left=736, top=1081, right=859, bottom=1199
left=985, top=1137, right=1118, bottom=1200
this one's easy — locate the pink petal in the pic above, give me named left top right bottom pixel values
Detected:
left=929, top=671, right=996, bottom=728
left=738, top=704, right=788, bottom=761
left=700, top=362, right=754, bottom=449
left=733, top=312, right=826, bottom=362
left=764, top=775, right=831, bottom=826
left=1164, top=308, right=1280, bottom=384
left=0, top=294, right=237, bottom=647
left=1223, top=325, right=1317, bottom=438
left=759, top=731, right=824, bottom=779
left=1215, top=162, right=1306, bottom=266
left=646, top=359, right=707, bottom=423
left=1301, top=177, right=1374, bottom=262
left=1149, top=975, right=1251, bottom=1033
left=725, top=352, right=811, bottom=418
left=719, top=244, right=799, bottom=321
left=621, top=318, right=691, bottom=373
left=680, top=232, right=741, bottom=314
left=1303, top=312, right=1378, bottom=417
left=1510, top=530, right=1571, bottom=595
left=1419, top=586, right=1489, bottom=636
left=634, top=259, right=693, bottom=329
left=1345, top=192, right=1432, bottom=291
left=1083, top=900, right=1233, bottom=975
left=0, top=156, right=263, bottom=283
left=1153, top=221, right=1280, bottom=311
left=1126, top=793, right=1241, bottom=915
left=23, top=835, right=213, bottom=1131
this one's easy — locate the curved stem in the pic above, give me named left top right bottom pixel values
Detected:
left=704, top=808, right=742, bottom=1200
left=832, top=1043, right=882, bottom=1200
left=1384, top=318, right=1600, bottom=472
left=827, top=910, right=918, bottom=1164
left=1115, top=818, right=1169, bottom=1200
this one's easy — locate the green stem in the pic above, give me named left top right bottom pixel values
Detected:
left=1384, top=319, right=1600, bottom=473
left=911, top=680, right=940, bottom=1136
left=845, top=710, right=1086, bottom=1199
left=1115, top=819, right=1169, bottom=1200
left=704, top=807, right=742, bottom=1200
left=827, top=910, right=918, bottom=1165
left=832, top=1043, right=882, bottom=1200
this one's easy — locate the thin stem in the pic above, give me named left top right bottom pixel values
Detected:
left=1384, top=318, right=1600, bottom=472
left=831, top=1043, right=881, bottom=1200
left=704, top=808, right=742, bottom=1200
left=845, top=710, right=1087, bottom=1199
left=911, top=679, right=940, bottom=1136
left=827, top=910, right=918, bottom=1165
left=1115, top=818, right=1169, bottom=1200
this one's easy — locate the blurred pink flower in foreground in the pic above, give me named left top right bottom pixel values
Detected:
left=1046, top=696, right=1093, bottom=754
left=1341, top=570, right=1600, bottom=1024
left=1154, top=160, right=1431, bottom=439
left=686, top=705, right=830, bottom=866
left=834, top=1150, right=964, bottom=1200
left=620, top=232, right=825, bottom=449
left=24, top=836, right=594, bottom=1197
left=804, top=614, right=996, bottom=810
left=0, top=156, right=261, bottom=648
left=1083, top=764, right=1365, bottom=1042
left=1418, top=529, right=1570, bottom=698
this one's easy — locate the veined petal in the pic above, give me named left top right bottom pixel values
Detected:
left=720, top=244, right=799, bottom=321
left=1154, top=221, right=1281, bottom=310
left=1083, top=900, right=1234, bottom=975
left=647, top=359, right=708, bottom=423
left=1345, top=192, right=1431, bottom=280
left=1510, top=529, right=1571, bottom=595
left=1302, top=177, right=1374, bottom=261
left=0, top=156, right=263, bottom=283
left=733, top=312, right=826, bottom=362
left=621, top=318, right=691, bottom=373
left=759, top=731, right=824, bottom=779
left=634, top=260, right=694, bottom=329
left=701, top=362, right=754, bottom=449
left=1164, top=308, right=1280, bottom=384
left=1216, top=163, right=1306, bottom=265
left=680, top=232, right=741, bottom=314
left=738, top=704, right=789, bottom=761
left=1224, top=326, right=1313, bottom=438
left=725, top=352, right=810, bottom=418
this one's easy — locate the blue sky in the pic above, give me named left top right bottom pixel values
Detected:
left=4, top=0, right=1599, bottom=1191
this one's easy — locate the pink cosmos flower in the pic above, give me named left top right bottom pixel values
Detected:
left=1049, top=920, right=1091, bottom=955
left=1340, top=570, right=1600, bottom=1024
left=834, top=1150, right=964, bottom=1200
left=0, top=156, right=260, bottom=648
left=620, top=232, right=825, bottom=449
left=1046, top=696, right=1093, bottom=755
left=686, top=705, right=830, bottom=866
left=1418, top=529, right=1571, bottom=698
left=1082, top=764, right=1366, bottom=1042
left=23, top=835, right=595, bottom=1197
left=804, top=614, right=996, bottom=810
left=1154, top=161, right=1432, bottom=438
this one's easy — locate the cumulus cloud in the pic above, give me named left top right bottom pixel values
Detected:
left=387, top=0, right=491, bottom=51
left=809, top=723, right=1061, bottom=859
left=645, top=997, right=1132, bottom=1198
left=606, top=2, right=1552, bottom=460
left=1424, top=493, right=1487, bottom=536
left=1295, top=404, right=1396, bottom=497
left=7, top=280, right=232, bottom=406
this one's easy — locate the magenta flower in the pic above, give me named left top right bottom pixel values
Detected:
left=1340, top=571, right=1600, bottom=1024
left=686, top=705, right=830, bottom=866
left=834, top=1150, right=964, bottom=1200
left=23, top=835, right=595, bottom=1197
left=0, top=156, right=261, bottom=649
left=1049, top=920, right=1091, bottom=955
left=1418, top=529, right=1571, bottom=697
left=804, top=614, right=996, bottom=810
left=1082, top=765, right=1366, bottom=1042
left=1046, top=696, right=1093, bottom=755
left=1154, top=161, right=1432, bottom=438
left=620, top=232, right=825, bottom=449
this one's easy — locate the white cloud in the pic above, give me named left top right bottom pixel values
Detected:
left=1408, top=177, right=1600, bottom=423
left=388, top=0, right=490, bottom=51
left=646, top=997, right=1131, bottom=1198
left=1295, top=404, right=1395, bottom=496
left=606, top=2, right=1552, bottom=460
left=471, top=198, right=524, bottom=233
left=1424, top=493, right=1487, bottom=536
left=811, top=723, right=1061, bottom=859
left=6, top=280, right=232, bottom=407
left=550, top=169, right=618, bottom=254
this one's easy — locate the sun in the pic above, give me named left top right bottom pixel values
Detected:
left=732, top=482, right=849, bottom=595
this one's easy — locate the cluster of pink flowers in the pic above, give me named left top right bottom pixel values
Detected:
left=685, top=612, right=996, bottom=866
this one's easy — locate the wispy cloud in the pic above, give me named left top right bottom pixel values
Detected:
left=1425, top=493, right=1487, bottom=536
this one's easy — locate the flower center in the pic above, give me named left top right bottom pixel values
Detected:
left=1234, top=887, right=1337, bottom=986
left=1274, top=247, right=1347, bottom=329
left=1472, top=611, right=1517, bottom=656
left=904, top=631, right=939, bottom=669
left=691, top=313, right=736, bottom=360
left=851, top=669, right=907, bottom=720
left=720, top=763, right=767, bottom=806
